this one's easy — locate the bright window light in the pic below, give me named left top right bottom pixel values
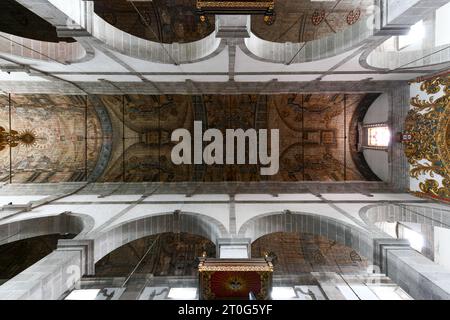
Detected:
left=167, top=288, right=197, bottom=300
left=337, top=285, right=359, bottom=300
left=403, top=228, right=424, bottom=252
left=399, top=20, right=425, bottom=49
left=271, top=287, right=297, bottom=300
left=370, top=286, right=406, bottom=300
left=368, top=126, right=391, bottom=147
left=65, top=289, right=100, bottom=300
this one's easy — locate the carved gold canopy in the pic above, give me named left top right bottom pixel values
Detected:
left=198, top=258, right=273, bottom=300
left=196, top=0, right=274, bottom=13
left=404, top=75, right=450, bottom=201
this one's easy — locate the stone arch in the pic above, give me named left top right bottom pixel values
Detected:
left=359, top=203, right=450, bottom=260
left=0, top=212, right=95, bottom=246
left=238, top=211, right=373, bottom=261
left=359, top=203, right=450, bottom=231
left=93, top=211, right=227, bottom=263
left=91, top=12, right=224, bottom=64
left=0, top=32, right=94, bottom=64
left=360, top=40, right=450, bottom=71
left=241, top=15, right=377, bottom=64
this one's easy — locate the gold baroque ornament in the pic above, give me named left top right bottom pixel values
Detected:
left=197, top=1, right=274, bottom=9
left=404, top=75, right=450, bottom=201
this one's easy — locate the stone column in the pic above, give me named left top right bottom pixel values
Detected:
left=0, top=239, right=94, bottom=300
left=374, top=238, right=450, bottom=299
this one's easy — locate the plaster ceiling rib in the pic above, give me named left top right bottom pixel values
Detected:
left=127, top=1, right=213, bottom=96
left=286, top=0, right=344, bottom=65
left=316, top=36, right=391, bottom=81
left=88, top=38, right=163, bottom=94
left=0, top=53, right=88, bottom=95
left=0, top=33, right=67, bottom=65
left=228, top=40, right=237, bottom=81
left=389, top=45, right=450, bottom=71
left=0, top=80, right=404, bottom=95
left=128, top=0, right=178, bottom=66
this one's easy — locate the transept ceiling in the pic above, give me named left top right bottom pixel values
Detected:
left=92, top=0, right=373, bottom=44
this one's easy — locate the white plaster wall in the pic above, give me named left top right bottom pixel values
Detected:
left=364, top=93, right=389, bottom=124
left=106, top=203, right=230, bottom=232
left=235, top=203, right=360, bottom=232
left=0, top=203, right=130, bottom=230
left=54, top=195, right=143, bottom=202
left=434, top=226, right=450, bottom=271
left=321, top=193, right=419, bottom=201
left=49, top=0, right=84, bottom=26
left=234, top=194, right=319, bottom=201
left=0, top=196, right=47, bottom=206
left=363, top=149, right=390, bottom=181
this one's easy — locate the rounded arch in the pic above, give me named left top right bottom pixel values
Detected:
left=241, top=15, right=377, bottom=64
left=360, top=39, right=450, bottom=71
left=238, top=211, right=373, bottom=261
left=0, top=212, right=95, bottom=247
left=359, top=203, right=450, bottom=232
left=0, top=32, right=94, bottom=64
left=93, top=211, right=227, bottom=263
left=349, top=93, right=386, bottom=181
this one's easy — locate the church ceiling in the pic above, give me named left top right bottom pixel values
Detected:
left=251, top=0, right=374, bottom=43
left=0, top=0, right=74, bottom=43
left=92, top=0, right=373, bottom=44
left=95, top=232, right=215, bottom=277
left=94, top=0, right=215, bottom=44
left=0, top=93, right=378, bottom=183
left=93, top=231, right=368, bottom=278
left=0, top=95, right=103, bottom=183
left=252, top=232, right=368, bottom=275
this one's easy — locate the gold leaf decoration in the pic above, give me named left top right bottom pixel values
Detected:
left=405, top=74, right=450, bottom=202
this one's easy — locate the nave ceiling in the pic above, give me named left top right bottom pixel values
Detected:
left=0, top=93, right=380, bottom=183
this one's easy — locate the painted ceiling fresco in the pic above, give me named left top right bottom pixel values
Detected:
left=0, top=93, right=378, bottom=183
left=94, top=0, right=215, bottom=44
left=92, top=0, right=373, bottom=44
left=252, top=232, right=368, bottom=275
left=0, top=95, right=103, bottom=183
left=252, top=0, right=374, bottom=43
left=93, top=231, right=367, bottom=279
left=95, top=232, right=215, bottom=277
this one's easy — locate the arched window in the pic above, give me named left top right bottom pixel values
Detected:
left=358, top=123, right=391, bottom=150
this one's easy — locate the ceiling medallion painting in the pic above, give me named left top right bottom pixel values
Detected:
left=311, top=9, right=325, bottom=26
left=0, top=127, right=36, bottom=151
left=404, top=75, right=450, bottom=202
left=346, top=8, right=361, bottom=25
left=251, top=0, right=372, bottom=43
left=0, top=95, right=103, bottom=183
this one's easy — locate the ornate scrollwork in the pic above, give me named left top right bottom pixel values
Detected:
left=404, top=75, right=450, bottom=201
left=0, top=127, right=36, bottom=151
